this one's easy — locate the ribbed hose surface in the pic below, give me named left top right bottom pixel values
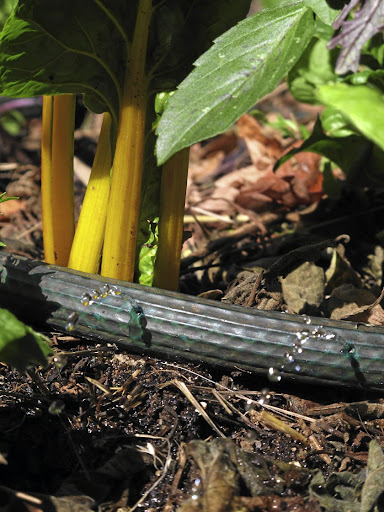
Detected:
left=1, top=252, right=384, bottom=389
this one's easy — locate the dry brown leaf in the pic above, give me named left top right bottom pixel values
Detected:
left=328, top=284, right=384, bottom=324
left=0, top=198, right=25, bottom=220
left=237, top=113, right=281, bottom=160
left=200, top=132, right=238, bottom=158
left=281, top=262, right=325, bottom=314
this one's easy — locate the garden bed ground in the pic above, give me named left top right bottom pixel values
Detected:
left=1, top=89, right=384, bottom=511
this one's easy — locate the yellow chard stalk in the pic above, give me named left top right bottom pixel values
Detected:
left=154, top=148, right=190, bottom=291
left=68, top=112, right=112, bottom=273
left=101, top=0, right=152, bottom=281
left=41, top=94, right=75, bottom=266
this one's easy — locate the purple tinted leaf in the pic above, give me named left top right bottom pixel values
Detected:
left=332, top=0, right=359, bottom=30
left=328, top=0, right=384, bottom=74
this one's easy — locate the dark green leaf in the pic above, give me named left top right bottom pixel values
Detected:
left=288, top=37, right=338, bottom=104
left=364, top=34, right=384, bottom=66
left=0, top=0, right=251, bottom=122
left=346, top=69, right=384, bottom=93
left=0, top=307, right=52, bottom=371
left=149, top=0, right=251, bottom=92
left=275, top=116, right=384, bottom=189
left=275, top=117, right=370, bottom=175
left=156, top=1, right=315, bottom=165
left=0, top=0, right=135, bottom=122
left=303, top=0, right=339, bottom=25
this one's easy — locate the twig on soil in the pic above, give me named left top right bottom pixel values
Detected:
left=128, top=434, right=172, bottom=512
left=15, top=220, right=42, bottom=240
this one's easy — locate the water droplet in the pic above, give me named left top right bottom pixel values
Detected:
left=258, top=388, right=271, bottom=405
left=311, top=326, right=326, bottom=338
left=292, top=343, right=303, bottom=354
left=245, top=399, right=254, bottom=411
left=296, top=329, right=310, bottom=342
left=302, top=314, right=311, bottom=325
left=284, top=351, right=295, bottom=364
left=268, top=367, right=282, bottom=382
left=81, top=293, right=92, bottom=306
left=191, top=477, right=201, bottom=500
left=90, top=289, right=100, bottom=299
left=295, top=364, right=301, bottom=372
left=342, top=343, right=356, bottom=356
left=99, top=284, right=110, bottom=297
left=48, top=400, right=65, bottom=415
left=53, top=354, right=67, bottom=369
left=65, top=312, right=79, bottom=331
left=108, top=286, right=121, bottom=296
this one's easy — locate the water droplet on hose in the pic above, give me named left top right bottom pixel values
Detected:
left=296, top=329, right=310, bottom=342
left=99, top=284, right=110, bottom=297
left=91, top=289, right=100, bottom=299
left=311, top=326, right=326, bottom=338
left=81, top=293, right=92, bottom=306
left=292, top=343, right=303, bottom=354
left=108, top=286, right=121, bottom=296
left=284, top=351, right=295, bottom=364
left=65, top=312, right=79, bottom=331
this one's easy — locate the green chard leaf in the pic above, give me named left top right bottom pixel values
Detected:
left=149, top=0, right=251, bottom=93
left=318, top=83, right=384, bottom=152
left=320, top=106, right=357, bottom=138
left=0, top=0, right=136, bottom=122
left=0, top=307, right=52, bottom=371
left=275, top=117, right=371, bottom=176
left=275, top=116, right=384, bottom=189
left=288, top=37, right=339, bottom=104
left=156, top=1, right=315, bottom=165
left=0, top=0, right=251, bottom=121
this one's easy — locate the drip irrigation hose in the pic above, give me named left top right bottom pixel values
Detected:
left=1, top=252, right=384, bottom=389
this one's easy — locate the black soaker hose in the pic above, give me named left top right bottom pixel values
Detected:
left=1, top=252, right=384, bottom=389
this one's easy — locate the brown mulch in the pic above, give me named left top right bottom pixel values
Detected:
left=1, top=91, right=384, bottom=511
